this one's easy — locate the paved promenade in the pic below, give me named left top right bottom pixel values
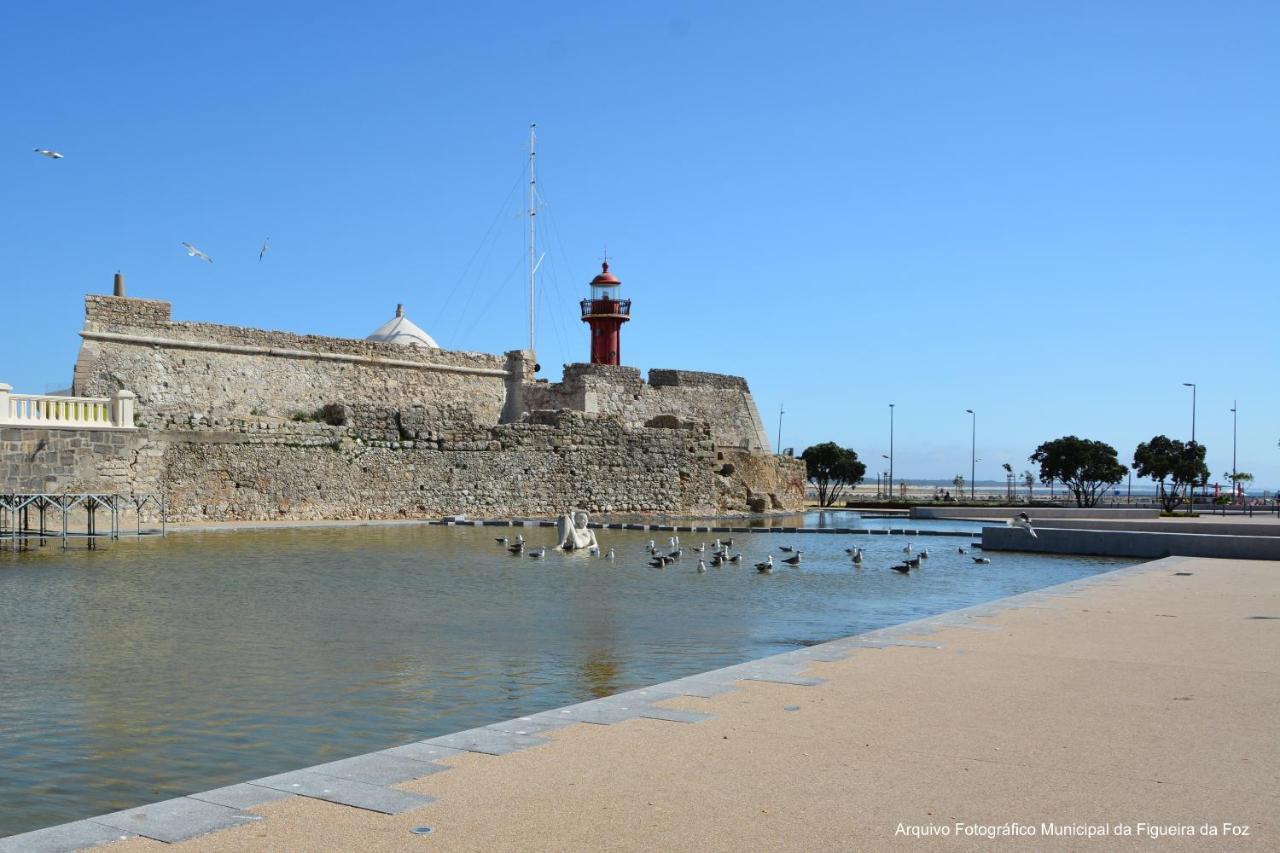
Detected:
left=23, top=556, right=1280, bottom=852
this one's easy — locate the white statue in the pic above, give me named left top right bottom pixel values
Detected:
left=556, top=509, right=598, bottom=551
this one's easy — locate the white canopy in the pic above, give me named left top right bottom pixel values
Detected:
left=366, top=305, right=438, bottom=349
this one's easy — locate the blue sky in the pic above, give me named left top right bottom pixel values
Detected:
left=5, top=1, right=1278, bottom=488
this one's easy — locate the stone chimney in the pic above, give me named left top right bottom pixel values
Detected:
left=113, top=272, right=126, bottom=297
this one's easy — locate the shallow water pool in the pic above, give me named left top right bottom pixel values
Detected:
left=0, top=522, right=1129, bottom=836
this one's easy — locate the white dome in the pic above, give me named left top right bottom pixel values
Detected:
left=366, top=305, right=438, bottom=349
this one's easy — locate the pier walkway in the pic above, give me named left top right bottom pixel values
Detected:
left=13, top=555, right=1277, bottom=852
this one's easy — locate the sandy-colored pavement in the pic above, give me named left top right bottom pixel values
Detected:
left=108, top=557, right=1277, bottom=852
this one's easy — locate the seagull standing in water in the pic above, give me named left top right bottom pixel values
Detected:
left=181, top=242, right=213, bottom=263
left=1008, top=512, right=1038, bottom=538
left=755, top=555, right=774, bottom=574
left=696, top=559, right=707, bottom=573
left=33, top=148, right=63, bottom=159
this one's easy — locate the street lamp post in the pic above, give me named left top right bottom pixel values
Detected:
left=1183, top=383, right=1196, bottom=508
left=776, top=402, right=785, bottom=455
left=1231, top=400, right=1238, bottom=502
left=965, top=409, right=976, bottom=501
left=1183, top=382, right=1197, bottom=443
left=888, top=403, right=895, bottom=501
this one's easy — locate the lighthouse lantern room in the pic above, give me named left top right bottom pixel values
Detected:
left=580, top=261, right=631, bottom=365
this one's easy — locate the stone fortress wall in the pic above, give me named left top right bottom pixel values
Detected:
left=73, top=296, right=513, bottom=430
left=518, top=362, right=772, bottom=451
left=1, top=414, right=803, bottom=521
left=2, top=293, right=805, bottom=520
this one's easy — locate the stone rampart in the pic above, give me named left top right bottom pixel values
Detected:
left=3, top=412, right=804, bottom=521
left=74, top=296, right=510, bottom=426
left=524, top=363, right=771, bottom=451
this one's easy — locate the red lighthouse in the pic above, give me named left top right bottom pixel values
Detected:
left=580, top=261, right=631, bottom=365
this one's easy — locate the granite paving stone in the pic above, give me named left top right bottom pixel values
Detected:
left=89, top=797, right=258, bottom=843
left=188, top=783, right=294, bottom=811
left=249, top=771, right=434, bottom=814
left=528, top=704, right=641, bottom=726
left=0, top=820, right=134, bottom=853
left=423, top=728, right=550, bottom=756
left=305, top=752, right=452, bottom=786
left=484, top=716, right=577, bottom=736
left=637, top=707, right=715, bottom=724
left=739, top=673, right=826, bottom=686
left=378, top=743, right=466, bottom=764
left=657, top=677, right=742, bottom=697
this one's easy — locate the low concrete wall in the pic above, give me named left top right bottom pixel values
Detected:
left=1035, top=519, right=1280, bottom=537
left=982, top=525, right=1280, bottom=560
left=913, top=507, right=1160, bottom=521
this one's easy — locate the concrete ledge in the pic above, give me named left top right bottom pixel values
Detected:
left=913, top=506, right=1160, bottom=521
left=1035, top=518, right=1280, bottom=537
left=983, top=524, right=1280, bottom=560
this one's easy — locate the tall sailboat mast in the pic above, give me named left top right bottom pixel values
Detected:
left=527, top=122, right=537, bottom=355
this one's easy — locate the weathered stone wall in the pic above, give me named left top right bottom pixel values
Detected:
left=716, top=448, right=808, bottom=512
left=1, top=411, right=803, bottom=521
left=11, top=295, right=800, bottom=522
left=73, top=296, right=511, bottom=426
left=0, top=427, right=157, bottom=493
left=154, top=412, right=723, bottom=521
left=524, top=364, right=771, bottom=451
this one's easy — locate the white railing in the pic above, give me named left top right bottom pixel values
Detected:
left=0, top=384, right=135, bottom=430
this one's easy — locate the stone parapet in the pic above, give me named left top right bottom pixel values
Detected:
left=85, top=295, right=172, bottom=327
left=649, top=369, right=749, bottom=391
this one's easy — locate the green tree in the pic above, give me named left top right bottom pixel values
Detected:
left=1030, top=436, right=1128, bottom=508
left=1132, top=436, right=1209, bottom=513
left=1227, top=471, right=1254, bottom=489
left=952, top=474, right=965, bottom=496
left=1022, top=470, right=1035, bottom=502
left=800, top=442, right=867, bottom=507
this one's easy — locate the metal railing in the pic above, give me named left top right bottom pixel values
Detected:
left=580, top=298, right=631, bottom=318
left=0, top=384, right=136, bottom=429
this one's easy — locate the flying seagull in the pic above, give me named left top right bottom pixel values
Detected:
left=34, top=148, right=63, bottom=159
left=259, top=237, right=270, bottom=262
left=181, top=242, right=213, bottom=263
left=1008, top=512, right=1037, bottom=538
